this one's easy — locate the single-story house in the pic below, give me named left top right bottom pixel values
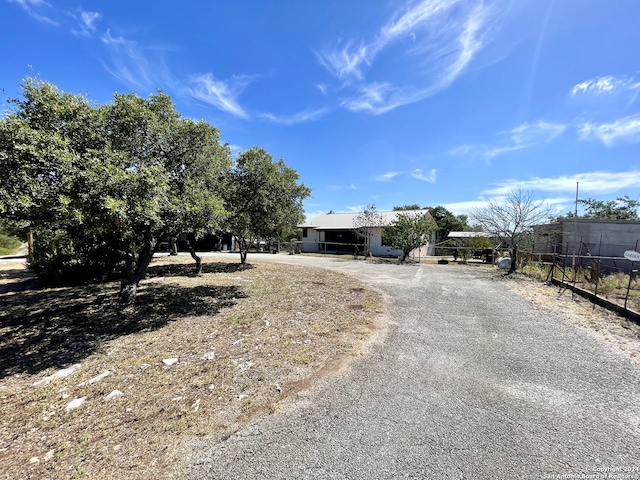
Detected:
left=300, top=209, right=436, bottom=258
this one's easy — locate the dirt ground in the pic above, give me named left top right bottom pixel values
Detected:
left=0, top=255, right=384, bottom=480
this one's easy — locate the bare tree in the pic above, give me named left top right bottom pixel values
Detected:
left=470, top=189, right=554, bottom=273
left=353, top=204, right=385, bottom=256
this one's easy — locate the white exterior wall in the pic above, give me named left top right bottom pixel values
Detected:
left=364, top=228, right=435, bottom=258
left=301, top=228, right=322, bottom=252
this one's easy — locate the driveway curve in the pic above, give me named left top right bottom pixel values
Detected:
left=189, top=255, right=640, bottom=479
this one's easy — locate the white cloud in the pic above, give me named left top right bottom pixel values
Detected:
left=341, top=82, right=399, bottom=114
left=329, top=184, right=357, bottom=191
left=506, top=121, right=566, bottom=144
left=315, top=39, right=370, bottom=82
left=9, top=0, right=58, bottom=25
left=411, top=168, right=437, bottom=182
left=261, top=107, right=331, bottom=125
left=578, top=114, right=640, bottom=146
left=375, top=171, right=402, bottom=182
left=482, top=171, right=640, bottom=196
left=452, top=120, right=566, bottom=161
left=440, top=199, right=491, bottom=215
left=571, top=75, right=639, bottom=96
left=99, top=32, right=177, bottom=93
left=187, top=73, right=251, bottom=119
left=100, top=29, right=126, bottom=46
left=70, top=10, right=100, bottom=36
left=317, top=0, right=498, bottom=114
left=345, top=205, right=366, bottom=213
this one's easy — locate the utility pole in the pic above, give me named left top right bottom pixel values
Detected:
left=572, top=182, right=579, bottom=282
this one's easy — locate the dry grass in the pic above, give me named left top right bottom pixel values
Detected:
left=0, top=255, right=384, bottom=479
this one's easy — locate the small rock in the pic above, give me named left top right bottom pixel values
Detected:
left=88, top=371, right=111, bottom=384
left=162, top=358, right=178, bottom=366
left=236, top=394, right=248, bottom=401
left=208, top=384, right=215, bottom=391
left=236, top=361, right=254, bottom=372
left=61, top=393, right=70, bottom=400
left=65, top=397, right=87, bottom=412
left=140, top=363, right=150, bottom=370
left=29, top=456, right=39, bottom=464
left=31, top=364, right=81, bottom=389
left=201, top=351, right=216, bottom=361
left=44, top=449, right=55, bottom=462
left=105, top=390, right=123, bottom=400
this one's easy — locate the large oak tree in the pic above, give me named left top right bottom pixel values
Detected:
left=0, top=78, right=231, bottom=300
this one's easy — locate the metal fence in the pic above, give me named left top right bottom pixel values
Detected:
left=520, top=240, right=640, bottom=322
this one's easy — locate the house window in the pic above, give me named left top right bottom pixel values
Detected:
left=302, top=228, right=308, bottom=238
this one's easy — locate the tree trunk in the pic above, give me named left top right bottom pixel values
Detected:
left=186, top=240, right=202, bottom=275
left=509, top=246, right=518, bottom=273
left=238, top=238, right=248, bottom=264
left=119, top=236, right=157, bottom=302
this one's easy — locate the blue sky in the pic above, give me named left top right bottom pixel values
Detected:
left=2, top=0, right=640, bottom=219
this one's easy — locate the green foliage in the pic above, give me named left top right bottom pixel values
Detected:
left=578, top=196, right=639, bottom=220
left=521, top=263, right=551, bottom=281
left=393, top=204, right=422, bottom=211
left=0, top=78, right=230, bottom=294
left=427, top=206, right=469, bottom=252
left=223, top=147, right=311, bottom=263
left=0, top=231, right=21, bottom=255
left=382, top=212, right=437, bottom=261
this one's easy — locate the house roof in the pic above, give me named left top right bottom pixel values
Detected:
left=301, top=209, right=432, bottom=230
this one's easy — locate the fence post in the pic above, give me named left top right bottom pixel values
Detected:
left=624, top=240, right=639, bottom=311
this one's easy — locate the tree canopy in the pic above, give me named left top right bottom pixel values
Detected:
left=0, top=78, right=308, bottom=297
left=382, top=212, right=437, bottom=261
left=222, top=147, right=310, bottom=264
left=578, top=196, right=639, bottom=220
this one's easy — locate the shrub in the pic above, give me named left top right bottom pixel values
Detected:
left=0, top=232, right=21, bottom=256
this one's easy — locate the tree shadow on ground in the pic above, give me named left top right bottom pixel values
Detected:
left=145, top=261, right=254, bottom=278
left=0, top=272, right=247, bottom=379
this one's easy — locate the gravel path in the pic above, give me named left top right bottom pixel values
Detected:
left=188, top=255, right=640, bottom=478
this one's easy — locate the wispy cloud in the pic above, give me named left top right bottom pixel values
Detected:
left=482, top=171, right=640, bottom=196
left=341, top=82, right=402, bottom=114
left=375, top=171, right=402, bottom=182
left=571, top=75, right=640, bottom=96
left=315, top=39, right=370, bottom=82
left=411, top=168, right=437, bottom=182
left=261, top=107, right=331, bottom=125
left=187, top=73, right=252, bottom=119
left=317, top=0, right=499, bottom=114
left=329, top=184, right=357, bottom=191
left=506, top=121, right=566, bottom=144
left=346, top=205, right=366, bottom=213
left=578, top=114, right=640, bottom=146
left=452, top=120, right=566, bottom=161
left=9, top=0, right=58, bottom=25
left=70, top=10, right=101, bottom=37
left=99, top=30, right=176, bottom=92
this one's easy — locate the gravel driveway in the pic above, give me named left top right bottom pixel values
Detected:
left=189, top=255, right=640, bottom=479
